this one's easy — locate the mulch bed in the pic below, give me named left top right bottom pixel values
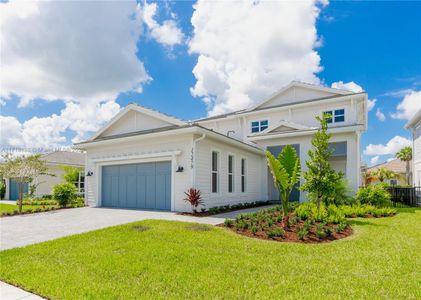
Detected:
left=219, top=218, right=353, bottom=244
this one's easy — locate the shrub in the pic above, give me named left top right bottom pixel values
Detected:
left=315, top=223, right=327, bottom=238
left=0, top=180, right=6, bottom=200
left=327, top=205, right=346, bottom=224
left=251, top=226, right=258, bottom=235
left=183, top=188, right=204, bottom=212
left=52, top=183, right=78, bottom=207
left=295, top=202, right=315, bottom=220
left=71, top=197, right=85, bottom=207
left=356, top=184, right=392, bottom=207
left=267, top=228, right=285, bottom=239
left=224, top=219, right=234, bottom=227
left=336, top=221, right=348, bottom=233
left=298, top=227, right=308, bottom=240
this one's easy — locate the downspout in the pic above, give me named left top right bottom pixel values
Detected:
left=192, top=134, right=206, bottom=188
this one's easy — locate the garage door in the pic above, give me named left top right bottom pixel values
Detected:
left=101, top=161, right=171, bottom=210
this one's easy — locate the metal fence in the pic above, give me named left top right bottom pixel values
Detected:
left=386, top=186, right=421, bottom=207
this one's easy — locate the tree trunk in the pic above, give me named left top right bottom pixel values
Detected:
left=406, top=160, right=410, bottom=185
left=18, top=182, right=23, bottom=213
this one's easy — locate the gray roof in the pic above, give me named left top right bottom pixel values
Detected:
left=41, top=151, right=85, bottom=166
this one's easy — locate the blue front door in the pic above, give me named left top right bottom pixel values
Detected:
left=9, top=179, right=29, bottom=201
left=101, top=161, right=171, bottom=210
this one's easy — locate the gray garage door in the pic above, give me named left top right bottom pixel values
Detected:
left=101, top=161, right=171, bottom=210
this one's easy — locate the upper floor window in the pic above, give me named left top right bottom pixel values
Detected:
left=324, top=109, right=345, bottom=124
left=251, top=120, right=269, bottom=133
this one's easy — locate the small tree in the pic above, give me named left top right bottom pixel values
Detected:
left=266, top=145, right=301, bottom=217
left=300, top=114, right=344, bottom=210
left=62, top=165, right=82, bottom=184
left=396, top=146, right=412, bottom=185
left=0, top=154, right=48, bottom=213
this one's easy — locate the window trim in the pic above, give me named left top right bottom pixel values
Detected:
left=241, top=157, right=247, bottom=193
left=228, top=154, right=235, bottom=193
left=211, top=150, right=220, bottom=194
left=322, top=108, right=345, bottom=124
left=250, top=119, right=269, bottom=133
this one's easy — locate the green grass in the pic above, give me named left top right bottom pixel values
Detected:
left=1, top=208, right=420, bottom=299
left=0, top=203, right=57, bottom=213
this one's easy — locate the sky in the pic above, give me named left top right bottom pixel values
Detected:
left=0, top=0, right=420, bottom=166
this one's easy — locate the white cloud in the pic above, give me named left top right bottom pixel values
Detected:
left=331, top=81, right=363, bottom=93
left=0, top=0, right=150, bottom=107
left=0, top=101, right=121, bottom=149
left=367, top=99, right=376, bottom=111
left=138, top=1, right=184, bottom=47
left=390, top=90, right=421, bottom=121
left=376, top=108, right=386, bottom=122
left=61, top=101, right=121, bottom=143
left=370, top=156, right=380, bottom=166
left=188, top=0, right=325, bottom=115
left=363, top=135, right=411, bottom=156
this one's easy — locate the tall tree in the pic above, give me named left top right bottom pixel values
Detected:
left=0, top=154, right=49, bottom=212
left=300, top=114, right=344, bottom=210
left=396, top=146, right=412, bottom=185
left=266, top=145, right=301, bottom=217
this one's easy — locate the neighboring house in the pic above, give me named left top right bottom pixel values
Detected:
left=405, top=109, right=421, bottom=186
left=75, top=81, right=368, bottom=212
left=3, top=151, right=85, bottom=200
left=366, top=158, right=409, bottom=185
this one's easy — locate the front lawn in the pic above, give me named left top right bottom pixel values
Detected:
left=0, top=203, right=57, bottom=214
left=0, top=208, right=420, bottom=299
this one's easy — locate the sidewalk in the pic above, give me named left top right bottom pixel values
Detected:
left=0, top=281, right=44, bottom=300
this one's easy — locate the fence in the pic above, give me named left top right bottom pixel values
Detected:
left=386, top=186, right=421, bottom=207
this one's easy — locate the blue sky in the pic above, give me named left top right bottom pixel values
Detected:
left=1, top=0, right=420, bottom=165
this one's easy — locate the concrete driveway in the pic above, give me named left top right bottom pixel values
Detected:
left=0, top=205, right=273, bottom=251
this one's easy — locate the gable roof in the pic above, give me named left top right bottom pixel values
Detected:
left=41, top=151, right=85, bottom=166
left=248, top=81, right=354, bottom=111
left=255, top=120, right=313, bottom=135
left=405, top=108, right=421, bottom=129
left=90, top=103, right=187, bottom=141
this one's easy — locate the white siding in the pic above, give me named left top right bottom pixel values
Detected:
left=85, top=134, right=194, bottom=211
left=413, top=122, right=421, bottom=186
left=100, top=110, right=174, bottom=138
left=258, top=86, right=337, bottom=109
left=194, top=137, right=267, bottom=209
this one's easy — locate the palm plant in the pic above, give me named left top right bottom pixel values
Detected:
left=374, top=167, right=399, bottom=183
left=266, top=145, right=301, bottom=217
left=362, top=170, right=377, bottom=187
left=396, top=146, right=412, bottom=185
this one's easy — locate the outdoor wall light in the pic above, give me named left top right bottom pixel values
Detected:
left=176, top=166, right=184, bottom=172
left=86, top=171, right=94, bottom=176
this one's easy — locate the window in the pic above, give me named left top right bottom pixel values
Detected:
left=212, top=151, right=219, bottom=193
left=73, top=171, right=85, bottom=194
left=228, top=155, right=234, bottom=193
left=251, top=120, right=269, bottom=133
left=241, top=158, right=246, bottom=192
left=323, top=109, right=345, bottom=124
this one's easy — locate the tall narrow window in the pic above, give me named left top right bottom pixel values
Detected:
left=212, top=151, right=219, bottom=193
left=241, top=158, right=246, bottom=193
left=228, top=155, right=234, bottom=193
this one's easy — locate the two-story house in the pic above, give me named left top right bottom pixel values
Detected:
left=75, top=81, right=368, bottom=212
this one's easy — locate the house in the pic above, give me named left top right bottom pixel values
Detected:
left=405, top=109, right=421, bottom=186
left=75, top=81, right=368, bottom=212
left=366, top=158, right=409, bottom=185
left=2, top=151, right=85, bottom=200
